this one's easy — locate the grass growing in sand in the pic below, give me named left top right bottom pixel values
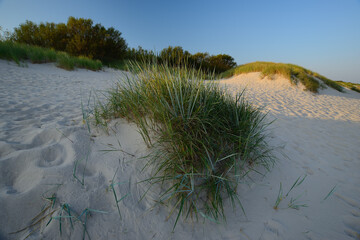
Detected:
left=10, top=192, right=107, bottom=240
left=273, top=175, right=308, bottom=210
left=335, top=81, right=360, bottom=93
left=220, top=61, right=344, bottom=93
left=0, top=41, right=102, bottom=71
left=98, top=62, right=275, bottom=229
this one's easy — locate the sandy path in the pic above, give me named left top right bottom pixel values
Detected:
left=0, top=62, right=359, bottom=239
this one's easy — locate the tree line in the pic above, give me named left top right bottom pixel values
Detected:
left=127, top=46, right=236, bottom=74
left=5, top=17, right=237, bottom=72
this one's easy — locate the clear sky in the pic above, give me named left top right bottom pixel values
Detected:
left=0, top=0, right=359, bottom=83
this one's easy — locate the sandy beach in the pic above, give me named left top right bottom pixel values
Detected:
left=0, top=59, right=360, bottom=239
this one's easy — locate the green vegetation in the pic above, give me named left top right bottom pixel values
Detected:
left=10, top=192, right=107, bottom=239
left=221, top=62, right=344, bottom=93
left=3, top=18, right=236, bottom=74
left=98, top=62, right=274, bottom=229
left=0, top=41, right=102, bottom=71
left=273, top=175, right=307, bottom=210
left=126, top=46, right=237, bottom=74
left=12, top=17, right=127, bottom=62
left=335, top=81, right=360, bottom=93
left=7, top=18, right=236, bottom=74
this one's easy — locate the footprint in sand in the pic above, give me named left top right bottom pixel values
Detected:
left=29, top=128, right=62, bottom=148
left=336, top=193, right=360, bottom=239
left=260, top=219, right=286, bottom=240
left=0, top=152, right=43, bottom=194
left=37, top=143, right=67, bottom=168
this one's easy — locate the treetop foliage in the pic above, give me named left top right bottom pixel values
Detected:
left=127, top=46, right=236, bottom=74
left=12, top=17, right=127, bottom=62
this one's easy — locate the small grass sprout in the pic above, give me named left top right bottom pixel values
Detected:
left=99, top=138, right=135, bottom=157
left=11, top=190, right=107, bottom=240
left=288, top=194, right=308, bottom=210
left=322, top=185, right=337, bottom=202
left=77, top=208, right=108, bottom=240
left=273, top=175, right=307, bottom=210
left=107, top=167, right=130, bottom=219
left=73, top=151, right=90, bottom=186
left=273, top=182, right=283, bottom=210
left=9, top=194, right=58, bottom=239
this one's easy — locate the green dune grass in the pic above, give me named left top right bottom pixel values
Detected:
left=220, top=61, right=344, bottom=93
left=0, top=41, right=102, bottom=71
left=97, top=62, right=275, bottom=229
left=335, top=81, right=360, bottom=93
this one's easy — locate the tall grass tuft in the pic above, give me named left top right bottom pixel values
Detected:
left=220, top=61, right=343, bottom=93
left=74, top=56, right=102, bottom=71
left=100, top=62, right=275, bottom=229
left=57, top=52, right=75, bottom=70
left=0, top=41, right=102, bottom=71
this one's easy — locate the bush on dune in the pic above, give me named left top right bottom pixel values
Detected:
left=99, top=62, right=274, bottom=229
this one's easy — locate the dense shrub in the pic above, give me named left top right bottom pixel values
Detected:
left=12, top=17, right=127, bottom=62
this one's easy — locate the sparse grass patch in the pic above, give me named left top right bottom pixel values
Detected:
left=10, top=191, right=107, bottom=240
left=220, top=62, right=343, bottom=93
left=0, top=41, right=102, bottom=71
left=273, top=175, right=307, bottom=210
left=99, top=62, right=275, bottom=229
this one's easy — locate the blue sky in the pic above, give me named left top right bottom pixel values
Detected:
left=0, top=0, right=359, bottom=83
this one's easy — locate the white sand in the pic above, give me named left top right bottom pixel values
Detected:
left=0, top=61, right=359, bottom=240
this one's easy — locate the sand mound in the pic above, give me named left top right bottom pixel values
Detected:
left=220, top=72, right=360, bottom=121
left=0, top=61, right=359, bottom=239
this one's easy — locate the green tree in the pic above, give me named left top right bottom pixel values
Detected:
left=191, top=52, right=210, bottom=70
left=12, top=17, right=128, bottom=61
left=160, top=46, right=190, bottom=66
left=208, top=54, right=236, bottom=73
left=65, top=17, right=93, bottom=57
left=13, top=20, right=40, bottom=45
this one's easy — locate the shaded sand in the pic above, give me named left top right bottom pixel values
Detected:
left=0, top=61, right=360, bottom=239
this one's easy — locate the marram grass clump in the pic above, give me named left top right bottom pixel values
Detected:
left=0, top=41, right=102, bottom=71
left=220, top=61, right=343, bottom=93
left=99, top=62, right=274, bottom=229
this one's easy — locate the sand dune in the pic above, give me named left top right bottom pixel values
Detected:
left=0, top=60, right=359, bottom=239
